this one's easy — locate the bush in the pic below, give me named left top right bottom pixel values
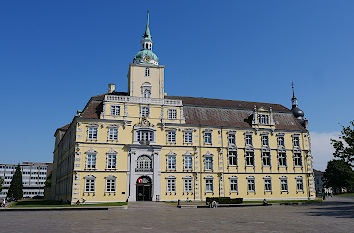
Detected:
left=32, top=195, right=44, bottom=199
left=206, top=197, right=243, bottom=204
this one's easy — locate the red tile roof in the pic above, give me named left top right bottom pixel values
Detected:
left=166, top=96, right=290, bottom=112
left=56, top=94, right=306, bottom=132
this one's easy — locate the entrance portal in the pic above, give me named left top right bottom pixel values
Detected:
left=136, top=176, right=152, bottom=201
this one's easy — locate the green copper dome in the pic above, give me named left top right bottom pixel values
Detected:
left=134, top=49, right=159, bottom=63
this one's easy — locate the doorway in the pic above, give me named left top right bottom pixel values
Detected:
left=136, top=176, right=152, bottom=201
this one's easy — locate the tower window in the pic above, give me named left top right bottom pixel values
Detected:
left=145, top=67, right=150, bottom=77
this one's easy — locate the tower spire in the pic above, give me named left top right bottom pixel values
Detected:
left=290, top=81, right=304, bottom=119
left=133, top=11, right=159, bottom=65
left=143, top=10, right=152, bottom=40
left=291, top=81, right=298, bottom=108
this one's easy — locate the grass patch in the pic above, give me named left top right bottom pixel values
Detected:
left=11, top=199, right=126, bottom=208
left=243, top=199, right=322, bottom=204
left=335, top=193, right=354, bottom=197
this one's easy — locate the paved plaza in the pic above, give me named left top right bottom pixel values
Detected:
left=0, top=196, right=353, bottom=233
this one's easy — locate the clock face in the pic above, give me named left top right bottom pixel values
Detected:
left=144, top=56, right=151, bottom=62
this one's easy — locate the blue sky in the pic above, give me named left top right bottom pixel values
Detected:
left=0, top=1, right=353, bottom=170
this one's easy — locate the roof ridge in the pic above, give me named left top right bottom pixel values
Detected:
left=166, top=95, right=290, bottom=111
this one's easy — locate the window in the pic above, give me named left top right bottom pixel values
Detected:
left=167, top=155, right=176, bottom=170
left=247, top=178, right=255, bottom=192
left=230, top=178, right=238, bottom=192
left=168, top=109, right=177, bottom=120
left=204, top=132, right=212, bottom=144
left=277, top=136, right=285, bottom=147
left=245, top=151, right=254, bottom=166
left=293, top=135, right=300, bottom=147
left=106, top=154, right=116, bottom=169
left=294, top=152, right=302, bottom=166
left=141, top=106, right=150, bottom=117
left=205, top=178, right=213, bottom=192
left=166, top=178, right=176, bottom=192
left=228, top=133, right=236, bottom=145
left=110, top=105, right=120, bottom=116
left=281, top=178, right=288, bottom=192
left=85, top=177, right=95, bottom=192
left=137, top=130, right=153, bottom=142
left=86, top=154, right=96, bottom=169
left=245, top=134, right=253, bottom=146
left=184, top=178, right=193, bottom=192
left=278, top=152, right=287, bottom=166
left=108, top=128, right=118, bottom=140
left=204, top=157, right=213, bottom=170
left=262, top=151, right=271, bottom=166
left=136, top=156, right=152, bottom=172
left=264, top=178, right=272, bottom=192
left=258, top=114, right=269, bottom=125
left=145, top=67, right=150, bottom=77
left=184, top=156, right=193, bottom=170
left=167, top=131, right=176, bottom=143
left=261, top=135, right=269, bottom=147
left=228, top=150, right=237, bottom=166
left=143, top=89, right=151, bottom=98
left=296, top=177, right=304, bottom=191
left=106, top=177, right=116, bottom=192
left=184, top=131, right=193, bottom=144
left=87, top=127, right=97, bottom=140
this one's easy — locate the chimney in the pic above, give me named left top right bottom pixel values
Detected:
left=108, top=84, right=115, bottom=93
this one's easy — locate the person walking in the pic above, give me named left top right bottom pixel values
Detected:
left=1, top=199, right=5, bottom=207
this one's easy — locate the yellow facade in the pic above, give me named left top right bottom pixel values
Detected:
left=51, top=15, right=315, bottom=204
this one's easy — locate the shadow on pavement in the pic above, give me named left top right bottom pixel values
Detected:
left=307, top=198, right=354, bottom=219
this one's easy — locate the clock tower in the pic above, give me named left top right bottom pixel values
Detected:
left=128, top=11, right=165, bottom=99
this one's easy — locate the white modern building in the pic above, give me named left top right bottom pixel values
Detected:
left=0, top=162, right=52, bottom=199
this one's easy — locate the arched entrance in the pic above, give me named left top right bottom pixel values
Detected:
left=136, top=176, right=152, bottom=201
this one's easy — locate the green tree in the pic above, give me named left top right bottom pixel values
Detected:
left=44, top=172, right=52, bottom=188
left=331, top=121, right=354, bottom=168
left=0, top=177, right=3, bottom=193
left=7, top=165, right=23, bottom=200
left=323, top=160, right=354, bottom=193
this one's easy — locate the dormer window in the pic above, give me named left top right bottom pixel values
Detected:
left=110, top=105, right=120, bottom=116
left=168, top=109, right=177, bottom=120
left=145, top=67, right=150, bottom=77
left=258, top=114, right=269, bottom=125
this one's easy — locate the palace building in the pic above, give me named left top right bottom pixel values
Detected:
left=51, top=13, right=315, bottom=203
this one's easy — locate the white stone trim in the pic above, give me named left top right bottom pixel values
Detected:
left=105, top=95, right=182, bottom=106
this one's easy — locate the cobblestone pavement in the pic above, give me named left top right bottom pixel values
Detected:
left=0, top=196, right=353, bottom=233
